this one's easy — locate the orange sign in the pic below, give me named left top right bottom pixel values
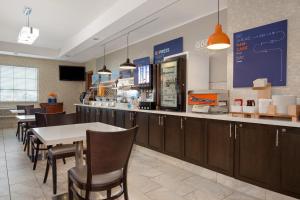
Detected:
left=188, top=93, right=218, bottom=106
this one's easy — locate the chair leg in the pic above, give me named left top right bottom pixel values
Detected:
left=16, top=122, right=20, bottom=140
left=107, top=189, right=111, bottom=198
left=21, top=126, right=24, bottom=142
left=62, top=158, right=66, bottom=164
left=43, top=159, right=50, bottom=183
left=123, top=177, right=129, bottom=200
left=23, top=135, right=28, bottom=152
left=68, top=176, right=73, bottom=200
left=31, top=140, right=35, bottom=162
left=23, top=129, right=27, bottom=145
left=52, top=159, right=57, bottom=194
left=33, top=143, right=40, bottom=170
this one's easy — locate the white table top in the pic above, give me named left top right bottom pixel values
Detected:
left=32, top=122, right=125, bottom=146
left=16, top=115, right=35, bottom=122
left=10, top=109, right=25, bottom=114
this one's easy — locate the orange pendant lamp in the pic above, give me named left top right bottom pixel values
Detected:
left=207, top=0, right=230, bottom=50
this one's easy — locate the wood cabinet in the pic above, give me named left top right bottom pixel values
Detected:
left=148, top=114, right=164, bottom=152
left=115, top=110, right=125, bottom=128
left=40, top=103, right=63, bottom=113
left=135, top=112, right=149, bottom=147
left=95, top=108, right=101, bottom=122
left=280, top=127, right=300, bottom=197
left=124, top=111, right=135, bottom=129
left=75, top=105, right=300, bottom=199
left=184, top=117, right=205, bottom=165
left=107, top=109, right=116, bottom=125
left=100, top=108, right=108, bottom=124
left=76, top=106, right=82, bottom=123
left=164, top=115, right=184, bottom=158
left=205, top=120, right=234, bottom=176
left=235, top=123, right=280, bottom=189
left=89, top=108, right=97, bottom=122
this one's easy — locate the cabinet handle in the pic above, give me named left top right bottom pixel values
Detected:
left=281, top=128, right=286, bottom=133
left=234, top=124, right=237, bottom=140
left=129, top=113, right=132, bottom=121
left=161, top=116, right=164, bottom=126
left=180, top=118, right=184, bottom=130
left=276, top=129, right=279, bottom=147
left=112, top=111, right=114, bottom=118
left=229, top=123, right=232, bottom=138
left=158, top=116, right=161, bottom=126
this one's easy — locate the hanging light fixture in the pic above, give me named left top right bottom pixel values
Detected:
left=207, top=0, right=230, bottom=50
left=120, top=33, right=136, bottom=70
left=98, top=45, right=112, bottom=75
left=18, top=7, right=39, bottom=45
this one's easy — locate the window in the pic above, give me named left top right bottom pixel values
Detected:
left=0, top=65, right=38, bottom=102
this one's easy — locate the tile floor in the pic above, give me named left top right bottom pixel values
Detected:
left=0, top=127, right=297, bottom=200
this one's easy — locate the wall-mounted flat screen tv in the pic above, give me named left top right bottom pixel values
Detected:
left=59, top=66, right=85, bottom=81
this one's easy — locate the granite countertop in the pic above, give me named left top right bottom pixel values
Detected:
left=74, top=104, right=300, bottom=128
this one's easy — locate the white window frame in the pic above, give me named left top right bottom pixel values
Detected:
left=0, top=65, right=39, bottom=103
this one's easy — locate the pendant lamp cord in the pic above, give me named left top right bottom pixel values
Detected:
left=126, top=33, right=129, bottom=58
left=103, top=45, right=106, bottom=65
left=218, top=0, right=220, bottom=24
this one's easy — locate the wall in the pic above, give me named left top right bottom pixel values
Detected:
left=227, top=0, right=300, bottom=101
left=86, top=10, right=228, bottom=90
left=0, top=54, right=85, bottom=113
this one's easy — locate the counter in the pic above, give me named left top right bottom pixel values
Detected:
left=74, top=104, right=300, bottom=128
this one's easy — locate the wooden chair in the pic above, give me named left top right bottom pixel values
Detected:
left=16, top=105, right=34, bottom=140
left=30, top=112, right=65, bottom=170
left=43, top=113, right=79, bottom=195
left=22, top=107, right=46, bottom=148
left=68, top=126, right=138, bottom=200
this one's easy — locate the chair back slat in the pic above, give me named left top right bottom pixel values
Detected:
left=86, top=126, right=138, bottom=176
left=35, top=113, right=47, bottom=127
left=46, top=113, right=77, bottom=126
left=25, top=108, right=46, bottom=115
left=17, top=105, right=34, bottom=115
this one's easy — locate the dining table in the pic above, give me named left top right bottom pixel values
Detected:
left=31, top=122, right=125, bottom=168
left=16, top=115, right=36, bottom=123
left=10, top=109, right=25, bottom=114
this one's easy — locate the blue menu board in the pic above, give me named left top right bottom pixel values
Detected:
left=153, top=37, right=183, bottom=64
left=233, top=20, right=287, bottom=87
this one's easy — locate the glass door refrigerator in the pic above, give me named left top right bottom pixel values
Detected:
left=157, top=56, right=186, bottom=111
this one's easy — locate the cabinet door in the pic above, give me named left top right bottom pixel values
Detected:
left=95, top=108, right=101, bottom=122
left=280, top=127, right=300, bottom=197
left=115, top=110, right=125, bottom=128
left=124, top=111, right=134, bottom=129
left=76, top=106, right=82, bottom=123
left=80, top=107, right=86, bottom=123
left=164, top=115, right=184, bottom=158
left=149, top=114, right=164, bottom=152
left=235, top=123, right=280, bottom=189
left=89, top=108, right=97, bottom=122
left=107, top=110, right=116, bottom=125
left=205, top=120, right=234, bottom=176
left=135, top=112, right=149, bottom=147
left=101, top=109, right=108, bottom=124
left=184, top=117, right=205, bottom=165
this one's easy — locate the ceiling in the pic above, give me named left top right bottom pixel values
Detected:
left=0, top=0, right=227, bottom=63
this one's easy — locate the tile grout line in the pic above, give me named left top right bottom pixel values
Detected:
left=1, top=129, right=12, bottom=200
